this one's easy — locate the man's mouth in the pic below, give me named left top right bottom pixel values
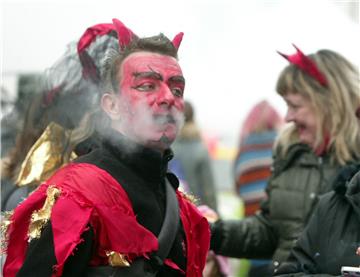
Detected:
left=153, top=114, right=176, bottom=125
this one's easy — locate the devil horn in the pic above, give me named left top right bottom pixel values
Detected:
left=112, top=18, right=137, bottom=50
left=277, top=44, right=328, bottom=87
left=292, top=44, right=304, bottom=55
left=276, top=50, right=289, bottom=61
left=172, top=32, right=184, bottom=50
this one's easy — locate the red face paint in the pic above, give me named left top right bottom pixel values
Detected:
left=116, top=51, right=185, bottom=151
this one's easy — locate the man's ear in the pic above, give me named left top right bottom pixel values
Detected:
left=101, top=93, right=121, bottom=120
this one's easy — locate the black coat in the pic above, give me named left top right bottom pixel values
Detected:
left=16, top=131, right=186, bottom=277
left=274, top=164, right=360, bottom=276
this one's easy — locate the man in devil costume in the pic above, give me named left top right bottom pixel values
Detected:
left=3, top=18, right=210, bottom=277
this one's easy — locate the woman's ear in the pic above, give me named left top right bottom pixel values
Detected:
left=101, top=93, right=121, bottom=120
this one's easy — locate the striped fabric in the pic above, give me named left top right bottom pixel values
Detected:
left=234, top=131, right=277, bottom=216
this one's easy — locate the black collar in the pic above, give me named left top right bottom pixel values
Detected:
left=101, top=129, right=174, bottom=185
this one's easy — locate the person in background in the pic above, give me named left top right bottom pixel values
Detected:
left=274, top=162, right=360, bottom=276
left=2, top=18, right=210, bottom=277
left=234, top=100, right=283, bottom=217
left=1, top=75, right=44, bottom=210
left=1, top=74, right=43, bottom=158
left=170, top=100, right=218, bottom=211
left=233, top=99, right=283, bottom=276
left=210, top=46, right=360, bottom=276
left=0, top=86, right=13, bottom=122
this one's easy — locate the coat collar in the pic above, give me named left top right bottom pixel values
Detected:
left=101, top=128, right=174, bottom=185
left=333, top=164, right=360, bottom=196
left=332, top=164, right=360, bottom=218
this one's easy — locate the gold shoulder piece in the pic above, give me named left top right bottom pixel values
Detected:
left=105, top=251, right=131, bottom=267
left=28, top=185, right=61, bottom=241
left=16, top=122, right=73, bottom=187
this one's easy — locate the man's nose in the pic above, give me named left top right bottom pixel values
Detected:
left=157, top=85, right=175, bottom=107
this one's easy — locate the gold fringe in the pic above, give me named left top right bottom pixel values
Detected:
left=28, top=186, right=61, bottom=241
left=106, top=251, right=131, bottom=267
left=178, top=188, right=199, bottom=205
left=0, top=211, right=14, bottom=253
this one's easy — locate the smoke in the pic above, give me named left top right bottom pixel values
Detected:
left=110, top=96, right=185, bottom=152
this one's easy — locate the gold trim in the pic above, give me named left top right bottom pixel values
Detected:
left=28, top=186, right=61, bottom=241
left=105, top=251, right=131, bottom=267
left=0, top=211, right=14, bottom=253
left=181, top=190, right=199, bottom=205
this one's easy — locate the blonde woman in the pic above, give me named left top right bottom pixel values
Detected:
left=210, top=47, right=360, bottom=276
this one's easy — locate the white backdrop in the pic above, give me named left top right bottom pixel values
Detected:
left=1, top=0, right=359, bottom=144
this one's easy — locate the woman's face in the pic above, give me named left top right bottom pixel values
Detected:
left=283, top=92, right=319, bottom=149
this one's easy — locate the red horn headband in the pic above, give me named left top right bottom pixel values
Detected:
left=77, top=19, right=183, bottom=82
left=277, top=44, right=328, bottom=87
left=78, top=18, right=183, bottom=57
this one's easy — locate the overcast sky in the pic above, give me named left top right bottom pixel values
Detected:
left=1, top=0, right=359, bottom=144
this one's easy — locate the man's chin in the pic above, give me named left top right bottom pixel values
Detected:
left=153, top=127, right=177, bottom=141
left=145, top=134, right=176, bottom=150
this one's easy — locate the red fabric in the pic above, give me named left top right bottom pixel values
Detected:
left=3, top=185, right=49, bottom=277
left=3, top=163, right=210, bottom=277
left=77, top=23, right=115, bottom=54
left=178, top=193, right=210, bottom=276
left=277, top=44, right=328, bottom=87
left=51, top=197, right=92, bottom=274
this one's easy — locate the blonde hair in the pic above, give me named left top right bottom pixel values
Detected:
left=275, top=49, right=360, bottom=165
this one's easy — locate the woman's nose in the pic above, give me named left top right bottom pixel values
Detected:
left=285, top=109, right=295, bottom=123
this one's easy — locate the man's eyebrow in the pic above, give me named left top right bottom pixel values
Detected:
left=168, top=76, right=185, bottom=84
left=133, top=71, right=163, bottom=81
